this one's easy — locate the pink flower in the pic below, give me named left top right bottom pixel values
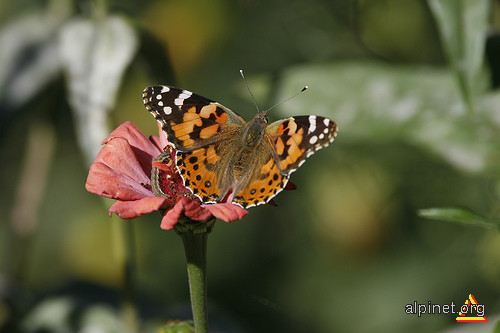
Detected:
left=85, top=121, right=247, bottom=230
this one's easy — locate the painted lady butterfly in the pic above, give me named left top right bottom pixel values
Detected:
left=143, top=84, right=338, bottom=209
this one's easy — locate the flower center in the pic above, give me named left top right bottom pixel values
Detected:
left=151, top=147, right=198, bottom=202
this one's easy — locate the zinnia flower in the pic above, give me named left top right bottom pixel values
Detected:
left=85, top=121, right=247, bottom=230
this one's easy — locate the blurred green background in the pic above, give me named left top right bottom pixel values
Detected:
left=1, top=0, right=500, bottom=332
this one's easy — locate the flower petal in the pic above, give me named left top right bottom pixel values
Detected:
left=109, top=196, right=171, bottom=219
left=160, top=197, right=212, bottom=230
left=284, top=181, right=297, bottom=191
left=86, top=137, right=153, bottom=200
left=203, top=203, right=248, bottom=223
left=183, top=198, right=214, bottom=221
left=104, top=121, right=162, bottom=175
left=149, top=135, right=163, bottom=152
left=149, top=121, right=170, bottom=151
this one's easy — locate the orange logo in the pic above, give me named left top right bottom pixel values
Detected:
left=456, top=294, right=487, bottom=322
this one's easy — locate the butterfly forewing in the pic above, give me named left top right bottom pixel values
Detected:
left=143, top=86, right=246, bottom=151
left=267, top=115, right=338, bottom=175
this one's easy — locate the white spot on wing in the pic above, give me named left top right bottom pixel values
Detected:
left=158, top=101, right=163, bottom=107
left=308, top=115, right=316, bottom=134
left=156, top=94, right=162, bottom=100
left=164, top=106, right=172, bottom=115
left=178, top=90, right=192, bottom=100
left=174, top=91, right=192, bottom=106
left=160, top=86, right=170, bottom=93
left=309, top=135, right=318, bottom=144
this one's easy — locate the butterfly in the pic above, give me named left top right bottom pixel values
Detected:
left=143, top=84, right=338, bottom=209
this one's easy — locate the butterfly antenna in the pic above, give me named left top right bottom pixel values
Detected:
left=240, top=69, right=261, bottom=113
left=263, top=85, right=308, bottom=114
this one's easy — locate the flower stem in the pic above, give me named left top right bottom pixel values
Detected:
left=176, top=218, right=215, bottom=333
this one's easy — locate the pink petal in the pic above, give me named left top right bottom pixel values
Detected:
left=149, top=135, right=164, bottom=152
left=183, top=198, right=214, bottom=221
left=104, top=121, right=162, bottom=174
left=284, top=181, right=297, bottom=191
left=109, top=196, right=171, bottom=219
left=203, top=203, right=248, bottom=223
left=86, top=162, right=152, bottom=200
left=150, top=121, right=170, bottom=150
left=158, top=122, right=168, bottom=149
left=86, top=137, right=153, bottom=200
left=160, top=197, right=212, bottom=230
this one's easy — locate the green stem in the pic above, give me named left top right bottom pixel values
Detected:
left=176, top=218, right=215, bottom=333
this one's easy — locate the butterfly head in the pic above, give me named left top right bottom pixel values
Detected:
left=255, top=110, right=269, bottom=123
left=244, top=113, right=268, bottom=146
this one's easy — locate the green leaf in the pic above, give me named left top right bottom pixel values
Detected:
left=418, top=207, right=500, bottom=229
left=428, top=0, right=490, bottom=113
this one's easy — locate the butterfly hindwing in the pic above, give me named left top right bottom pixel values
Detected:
left=176, top=147, right=222, bottom=203
left=232, top=153, right=289, bottom=208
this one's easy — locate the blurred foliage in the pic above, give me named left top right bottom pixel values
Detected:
left=162, top=320, right=194, bottom=333
left=419, top=207, right=500, bottom=229
left=429, top=0, right=490, bottom=113
left=0, top=0, right=499, bottom=332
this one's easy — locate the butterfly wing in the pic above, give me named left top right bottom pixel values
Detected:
left=267, top=115, right=338, bottom=175
left=143, top=86, right=246, bottom=151
left=231, top=115, right=338, bottom=209
left=231, top=149, right=290, bottom=208
left=143, top=85, right=246, bottom=203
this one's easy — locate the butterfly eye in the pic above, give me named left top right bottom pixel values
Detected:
left=253, top=112, right=269, bottom=124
